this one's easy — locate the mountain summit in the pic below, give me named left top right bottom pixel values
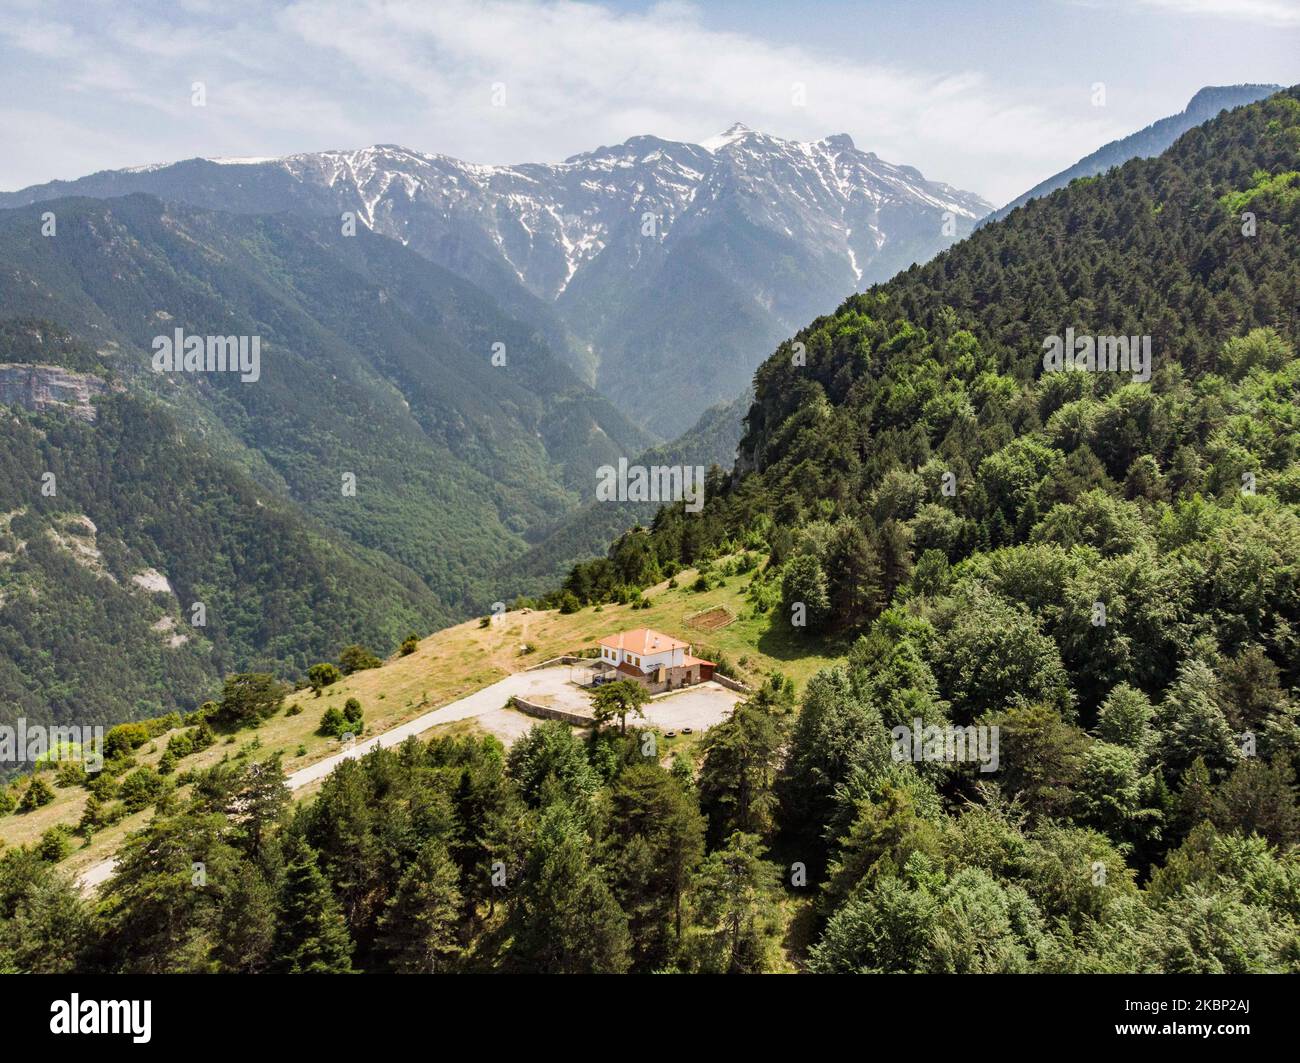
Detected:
left=2, top=129, right=992, bottom=436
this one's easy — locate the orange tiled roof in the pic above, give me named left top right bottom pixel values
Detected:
left=682, top=654, right=714, bottom=667
left=598, top=628, right=690, bottom=654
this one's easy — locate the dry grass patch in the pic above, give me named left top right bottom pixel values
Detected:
left=1, top=559, right=838, bottom=880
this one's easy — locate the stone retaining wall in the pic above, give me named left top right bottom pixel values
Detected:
left=510, top=695, right=593, bottom=727
left=712, top=673, right=752, bottom=694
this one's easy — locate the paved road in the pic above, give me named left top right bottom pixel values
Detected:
left=283, top=670, right=545, bottom=788
left=75, top=666, right=740, bottom=892
left=76, top=669, right=544, bottom=891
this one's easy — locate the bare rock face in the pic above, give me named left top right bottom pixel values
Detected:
left=0, top=364, right=107, bottom=422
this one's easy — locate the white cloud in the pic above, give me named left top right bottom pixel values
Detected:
left=0, top=0, right=1202, bottom=201
left=1134, top=0, right=1300, bottom=27
left=270, top=0, right=1129, bottom=201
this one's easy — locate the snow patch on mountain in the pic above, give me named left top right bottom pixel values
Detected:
left=227, top=126, right=991, bottom=304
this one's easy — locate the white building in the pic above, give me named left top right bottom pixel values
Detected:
left=596, top=628, right=714, bottom=692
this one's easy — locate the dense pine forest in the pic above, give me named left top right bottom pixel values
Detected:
left=0, top=322, right=438, bottom=730
left=2, top=88, right=1299, bottom=974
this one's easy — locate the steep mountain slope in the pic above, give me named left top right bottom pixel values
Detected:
left=984, top=84, right=1281, bottom=226
left=0, top=194, right=657, bottom=725
left=1, top=128, right=992, bottom=436
left=0, top=321, right=440, bottom=731
left=493, top=388, right=752, bottom=600
left=540, top=88, right=1300, bottom=970
left=0, top=195, right=649, bottom=596
left=561, top=86, right=1300, bottom=699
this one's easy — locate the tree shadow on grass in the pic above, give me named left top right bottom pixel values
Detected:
left=755, top=614, right=851, bottom=665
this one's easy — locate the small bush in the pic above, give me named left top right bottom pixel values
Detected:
left=55, top=760, right=87, bottom=788
left=103, top=754, right=137, bottom=776
left=319, top=699, right=363, bottom=739
left=308, top=662, right=342, bottom=694
left=151, top=712, right=184, bottom=736
left=118, top=767, right=166, bottom=813
left=78, top=795, right=106, bottom=837
left=338, top=644, right=381, bottom=675
left=103, top=722, right=152, bottom=759
left=190, top=720, right=216, bottom=752
left=87, top=772, right=118, bottom=801
left=37, top=825, right=72, bottom=863
left=166, top=731, right=194, bottom=758
left=18, top=777, right=55, bottom=811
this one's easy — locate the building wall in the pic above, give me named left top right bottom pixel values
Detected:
left=601, top=644, right=685, bottom=672
left=637, top=648, right=683, bottom=672
left=634, top=662, right=703, bottom=694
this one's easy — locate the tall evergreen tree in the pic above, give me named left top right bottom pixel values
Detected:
left=273, top=836, right=353, bottom=974
left=604, top=764, right=706, bottom=969
left=375, top=839, right=463, bottom=973
left=506, top=804, right=630, bottom=974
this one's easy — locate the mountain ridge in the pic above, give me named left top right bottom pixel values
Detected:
left=984, top=83, right=1282, bottom=226
left=1, top=128, right=992, bottom=436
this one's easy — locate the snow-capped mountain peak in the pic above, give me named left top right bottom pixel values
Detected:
left=2, top=127, right=993, bottom=435
left=247, top=128, right=990, bottom=305
left=700, top=122, right=758, bottom=152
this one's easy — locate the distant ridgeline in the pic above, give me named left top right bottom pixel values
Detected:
left=981, top=83, right=1283, bottom=227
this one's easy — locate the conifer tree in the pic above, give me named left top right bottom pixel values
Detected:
left=375, top=839, right=463, bottom=973
left=273, top=836, right=353, bottom=974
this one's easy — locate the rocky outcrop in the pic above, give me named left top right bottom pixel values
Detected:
left=0, top=364, right=107, bottom=422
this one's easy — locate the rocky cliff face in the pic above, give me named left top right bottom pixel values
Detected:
left=0, top=364, right=107, bottom=422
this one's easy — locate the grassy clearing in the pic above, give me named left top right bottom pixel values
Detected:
left=1, top=561, right=839, bottom=878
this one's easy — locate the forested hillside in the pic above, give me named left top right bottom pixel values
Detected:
left=0, top=196, right=650, bottom=724
left=531, top=88, right=1300, bottom=969
left=3, top=89, right=1297, bottom=977
left=495, top=389, right=751, bottom=598
left=0, top=322, right=440, bottom=730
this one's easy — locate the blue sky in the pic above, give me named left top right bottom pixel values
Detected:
left=3, top=0, right=1298, bottom=203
